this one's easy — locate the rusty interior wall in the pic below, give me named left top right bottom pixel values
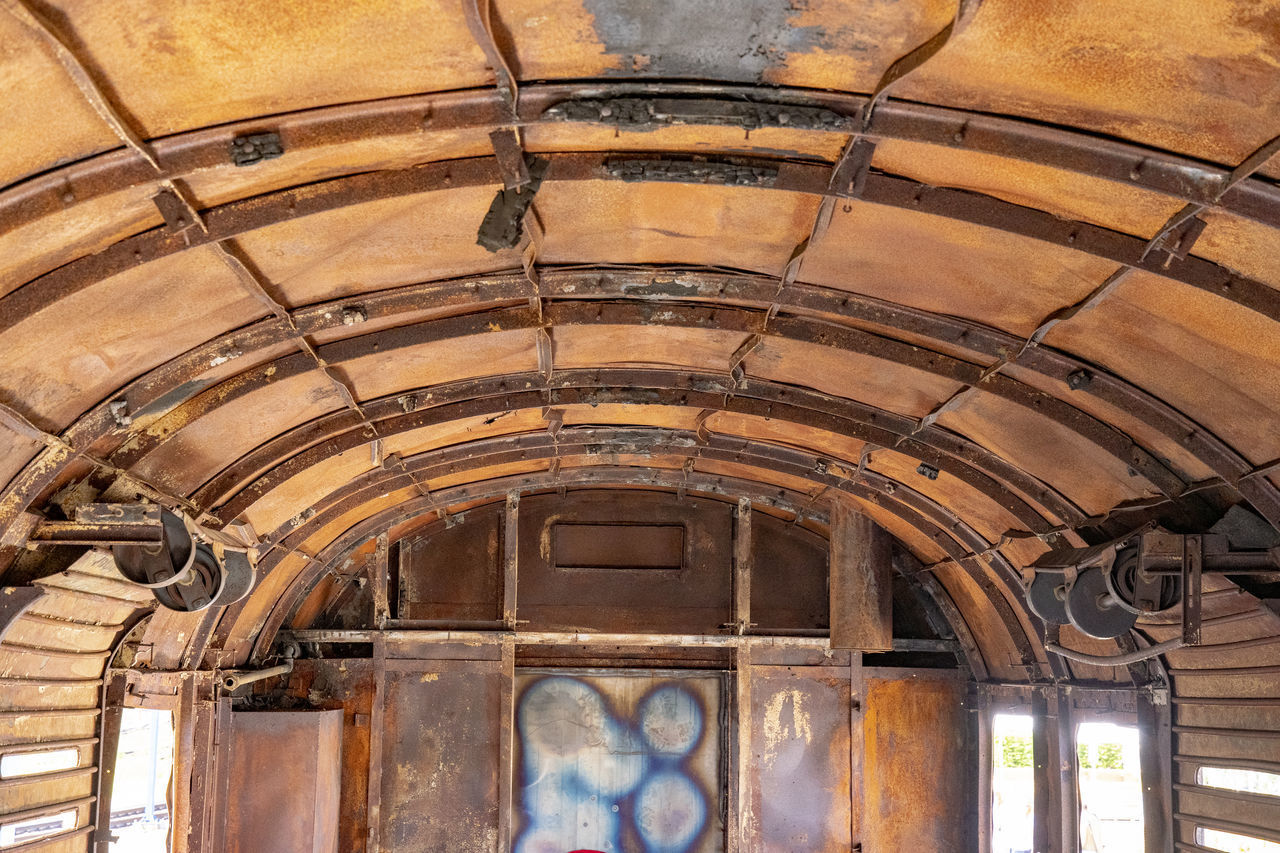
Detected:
left=378, top=650, right=505, bottom=852
left=246, top=645, right=973, bottom=852
left=393, top=491, right=836, bottom=636
left=743, top=652, right=854, bottom=851
left=862, top=672, right=972, bottom=852
left=276, top=660, right=376, bottom=853
left=219, top=709, right=343, bottom=853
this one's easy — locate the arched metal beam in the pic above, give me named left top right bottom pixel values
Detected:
left=244, top=426, right=1051, bottom=671
left=201, top=371, right=1079, bottom=533
left=4, top=268, right=1273, bottom=572
left=105, top=300, right=1185, bottom=504
left=5, top=82, right=1280, bottom=244
left=4, top=150, right=1279, bottom=346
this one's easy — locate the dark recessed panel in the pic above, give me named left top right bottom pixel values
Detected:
left=749, top=512, right=829, bottom=631
left=552, top=522, right=685, bottom=570
left=518, top=491, right=732, bottom=633
left=397, top=505, right=502, bottom=622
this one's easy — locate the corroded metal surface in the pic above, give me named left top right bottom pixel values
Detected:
left=0, top=2, right=1278, bottom=850
left=863, top=673, right=972, bottom=852
left=746, top=665, right=853, bottom=851
left=221, top=710, right=343, bottom=853
left=379, top=658, right=503, bottom=852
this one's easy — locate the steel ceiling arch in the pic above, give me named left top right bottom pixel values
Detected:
left=248, top=425, right=1056, bottom=650
left=205, top=469, right=836, bottom=666
left=5, top=151, right=1280, bottom=339
left=4, top=82, right=1280, bottom=243
left=247, top=425, right=1032, bottom=584
left=1, top=264, right=1268, bottom=550
left=108, top=299, right=1187, bottom=500
left=193, top=371, right=1080, bottom=534
left=188, top=399, right=1064, bottom=675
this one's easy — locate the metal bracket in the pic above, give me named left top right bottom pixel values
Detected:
left=1182, top=534, right=1202, bottom=645
left=30, top=503, right=164, bottom=546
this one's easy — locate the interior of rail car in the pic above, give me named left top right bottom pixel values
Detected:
left=0, top=1, right=1279, bottom=851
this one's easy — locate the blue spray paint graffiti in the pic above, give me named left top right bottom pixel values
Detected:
left=515, top=676, right=716, bottom=853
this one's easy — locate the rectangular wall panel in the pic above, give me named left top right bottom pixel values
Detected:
left=379, top=659, right=504, bottom=852
left=513, top=669, right=726, bottom=853
left=862, top=673, right=972, bottom=853
left=221, top=710, right=344, bottom=853
left=744, top=663, right=853, bottom=852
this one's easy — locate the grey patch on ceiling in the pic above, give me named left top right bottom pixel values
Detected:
left=584, top=0, right=827, bottom=81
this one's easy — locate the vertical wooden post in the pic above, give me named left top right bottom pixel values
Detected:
left=1055, top=688, right=1079, bottom=853
left=503, top=492, right=519, bottom=630
left=733, top=641, right=754, bottom=853
left=848, top=652, right=865, bottom=851
left=366, top=635, right=387, bottom=853
left=1138, top=691, right=1172, bottom=853
left=733, top=498, right=753, bottom=635
left=206, top=697, right=235, bottom=853
left=1032, top=690, right=1062, bottom=853
left=829, top=502, right=893, bottom=651
left=172, top=678, right=197, bottom=853
left=92, top=674, right=127, bottom=852
left=976, top=692, right=994, bottom=853
left=372, top=533, right=389, bottom=629
left=497, top=638, right=516, bottom=853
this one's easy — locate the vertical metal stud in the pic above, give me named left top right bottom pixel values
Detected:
left=503, top=492, right=519, bottom=630
left=733, top=498, right=753, bottom=635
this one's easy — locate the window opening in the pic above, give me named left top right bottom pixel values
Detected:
left=992, top=712, right=1033, bottom=853
left=1076, top=721, right=1143, bottom=853
left=1197, top=766, right=1280, bottom=798
left=0, top=808, right=77, bottom=847
left=0, top=747, right=79, bottom=779
left=1196, top=827, right=1280, bottom=852
left=108, top=708, right=173, bottom=852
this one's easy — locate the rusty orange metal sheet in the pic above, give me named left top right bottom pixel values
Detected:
left=863, top=673, right=972, bottom=852
left=222, top=709, right=344, bottom=853
left=380, top=660, right=503, bottom=852
left=746, top=665, right=853, bottom=852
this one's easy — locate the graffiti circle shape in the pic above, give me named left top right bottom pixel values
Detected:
left=634, top=771, right=706, bottom=852
left=638, top=685, right=703, bottom=755
left=520, top=677, right=613, bottom=757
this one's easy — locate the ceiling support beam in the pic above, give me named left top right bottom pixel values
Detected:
left=6, top=150, right=1280, bottom=345
left=7, top=82, right=1280, bottom=244
left=5, top=265, right=1267, bottom=566
left=829, top=500, right=894, bottom=652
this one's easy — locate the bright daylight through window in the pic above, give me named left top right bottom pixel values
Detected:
left=1197, top=828, right=1280, bottom=853
left=108, top=708, right=174, bottom=852
left=1076, top=722, right=1142, bottom=852
left=992, top=713, right=1033, bottom=853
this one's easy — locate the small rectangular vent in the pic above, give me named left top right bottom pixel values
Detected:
left=552, top=523, right=684, bottom=571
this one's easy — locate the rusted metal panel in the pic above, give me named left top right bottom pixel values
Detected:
left=515, top=491, right=734, bottom=634
left=745, top=663, right=852, bottom=852
left=379, top=659, right=502, bottom=852
left=221, top=709, right=343, bottom=853
left=749, top=512, right=828, bottom=632
left=398, top=506, right=502, bottom=623
left=829, top=503, right=893, bottom=652
left=278, top=660, right=375, bottom=853
left=862, top=674, right=971, bottom=853
left=514, top=668, right=726, bottom=853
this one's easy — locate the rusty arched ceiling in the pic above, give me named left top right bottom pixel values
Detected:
left=1, top=0, right=1279, bottom=684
